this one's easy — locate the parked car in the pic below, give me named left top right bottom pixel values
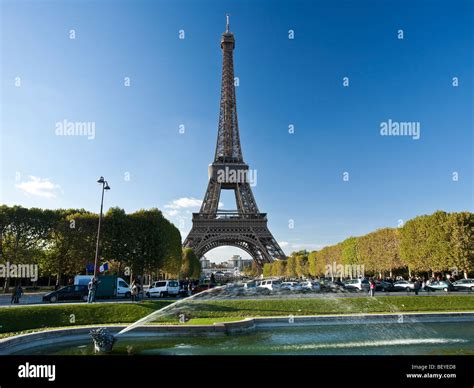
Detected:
left=43, top=285, right=88, bottom=303
left=193, top=282, right=216, bottom=294
left=300, top=281, right=321, bottom=292
left=146, top=280, right=180, bottom=298
left=280, top=282, right=303, bottom=291
left=425, top=280, right=453, bottom=292
left=452, top=278, right=474, bottom=292
left=320, top=280, right=345, bottom=292
left=343, top=278, right=370, bottom=291
left=375, top=280, right=394, bottom=292
left=243, top=281, right=257, bottom=289
left=392, top=280, right=415, bottom=292
left=257, top=279, right=282, bottom=291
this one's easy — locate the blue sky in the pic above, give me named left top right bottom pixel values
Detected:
left=1, top=0, right=472, bottom=262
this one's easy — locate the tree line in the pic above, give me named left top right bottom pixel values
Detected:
left=0, top=205, right=200, bottom=291
left=263, top=211, right=473, bottom=279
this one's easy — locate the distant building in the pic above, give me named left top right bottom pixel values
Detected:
left=200, top=255, right=254, bottom=279
left=200, top=257, right=210, bottom=269
left=228, top=255, right=242, bottom=270
left=227, top=255, right=253, bottom=271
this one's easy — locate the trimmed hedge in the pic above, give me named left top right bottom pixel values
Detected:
left=0, top=301, right=170, bottom=333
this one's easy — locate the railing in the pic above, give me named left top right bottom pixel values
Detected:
left=192, top=211, right=267, bottom=220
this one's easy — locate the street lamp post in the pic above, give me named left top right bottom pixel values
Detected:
left=93, top=176, right=110, bottom=280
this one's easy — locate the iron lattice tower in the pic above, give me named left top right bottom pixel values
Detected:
left=183, top=17, right=286, bottom=266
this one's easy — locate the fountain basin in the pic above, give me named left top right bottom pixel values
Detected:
left=1, top=312, right=473, bottom=355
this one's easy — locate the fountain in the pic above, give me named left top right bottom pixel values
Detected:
left=90, top=284, right=227, bottom=352
left=90, top=328, right=116, bottom=353
left=2, top=279, right=471, bottom=356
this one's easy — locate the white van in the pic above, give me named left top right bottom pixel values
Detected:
left=146, top=280, right=180, bottom=298
left=257, top=279, right=282, bottom=291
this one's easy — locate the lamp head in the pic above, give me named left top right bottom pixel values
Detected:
left=97, top=176, right=105, bottom=184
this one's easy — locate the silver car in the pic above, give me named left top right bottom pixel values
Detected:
left=452, top=279, right=474, bottom=292
left=393, top=280, right=415, bottom=292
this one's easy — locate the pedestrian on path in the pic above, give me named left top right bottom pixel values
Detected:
left=414, top=279, right=421, bottom=295
left=11, top=284, right=23, bottom=304
left=369, top=279, right=376, bottom=297
left=87, top=277, right=99, bottom=303
left=131, top=280, right=138, bottom=302
left=10, top=286, right=16, bottom=304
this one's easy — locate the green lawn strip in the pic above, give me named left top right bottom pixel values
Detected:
left=0, top=296, right=472, bottom=335
left=153, top=295, right=474, bottom=320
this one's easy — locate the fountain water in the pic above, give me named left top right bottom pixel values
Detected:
left=91, top=284, right=228, bottom=352
left=86, top=280, right=461, bottom=355
left=117, top=284, right=227, bottom=336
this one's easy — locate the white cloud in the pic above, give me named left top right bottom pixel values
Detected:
left=15, top=176, right=60, bottom=199
left=163, top=197, right=225, bottom=231
left=165, top=197, right=202, bottom=210
left=164, top=197, right=224, bottom=210
left=278, top=241, right=289, bottom=248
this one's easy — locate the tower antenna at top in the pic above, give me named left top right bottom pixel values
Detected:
left=226, top=14, right=230, bottom=32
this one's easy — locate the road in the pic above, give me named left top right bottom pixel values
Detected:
left=0, top=289, right=472, bottom=307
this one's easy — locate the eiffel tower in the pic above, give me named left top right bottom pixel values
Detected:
left=183, top=17, right=286, bottom=266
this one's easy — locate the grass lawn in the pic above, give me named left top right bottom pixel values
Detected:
left=0, top=295, right=473, bottom=336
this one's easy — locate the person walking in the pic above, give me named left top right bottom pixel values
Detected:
left=187, top=281, right=193, bottom=296
left=131, top=280, right=138, bottom=302
left=10, top=285, right=17, bottom=304
left=87, top=277, right=99, bottom=303
left=414, top=279, right=421, bottom=295
left=369, top=278, right=376, bottom=297
left=10, top=284, right=22, bottom=304
left=15, top=284, right=23, bottom=303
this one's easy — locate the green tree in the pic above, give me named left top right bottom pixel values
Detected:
left=285, top=256, right=297, bottom=278
left=358, top=228, right=402, bottom=278
left=181, top=248, right=200, bottom=279
left=308, top=250, right=324, bottom=277
left=1, top=206, right=55, bottom=292
left=342, top=237, right=358, bottom=266
left=295, top=255, right=309, bottom=277
left=400, top=211, right=451, bottom=276
left=446, top=212, right=474, bottom=278
left=263, top=263, right=273, bottom=277
left=271, top=260, right=286, bottom=277
left=103, top=207, right=132, bottom=275
left=244, top=260, right=261, bottom=277
left=41, top=209, right=93, bottom=286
